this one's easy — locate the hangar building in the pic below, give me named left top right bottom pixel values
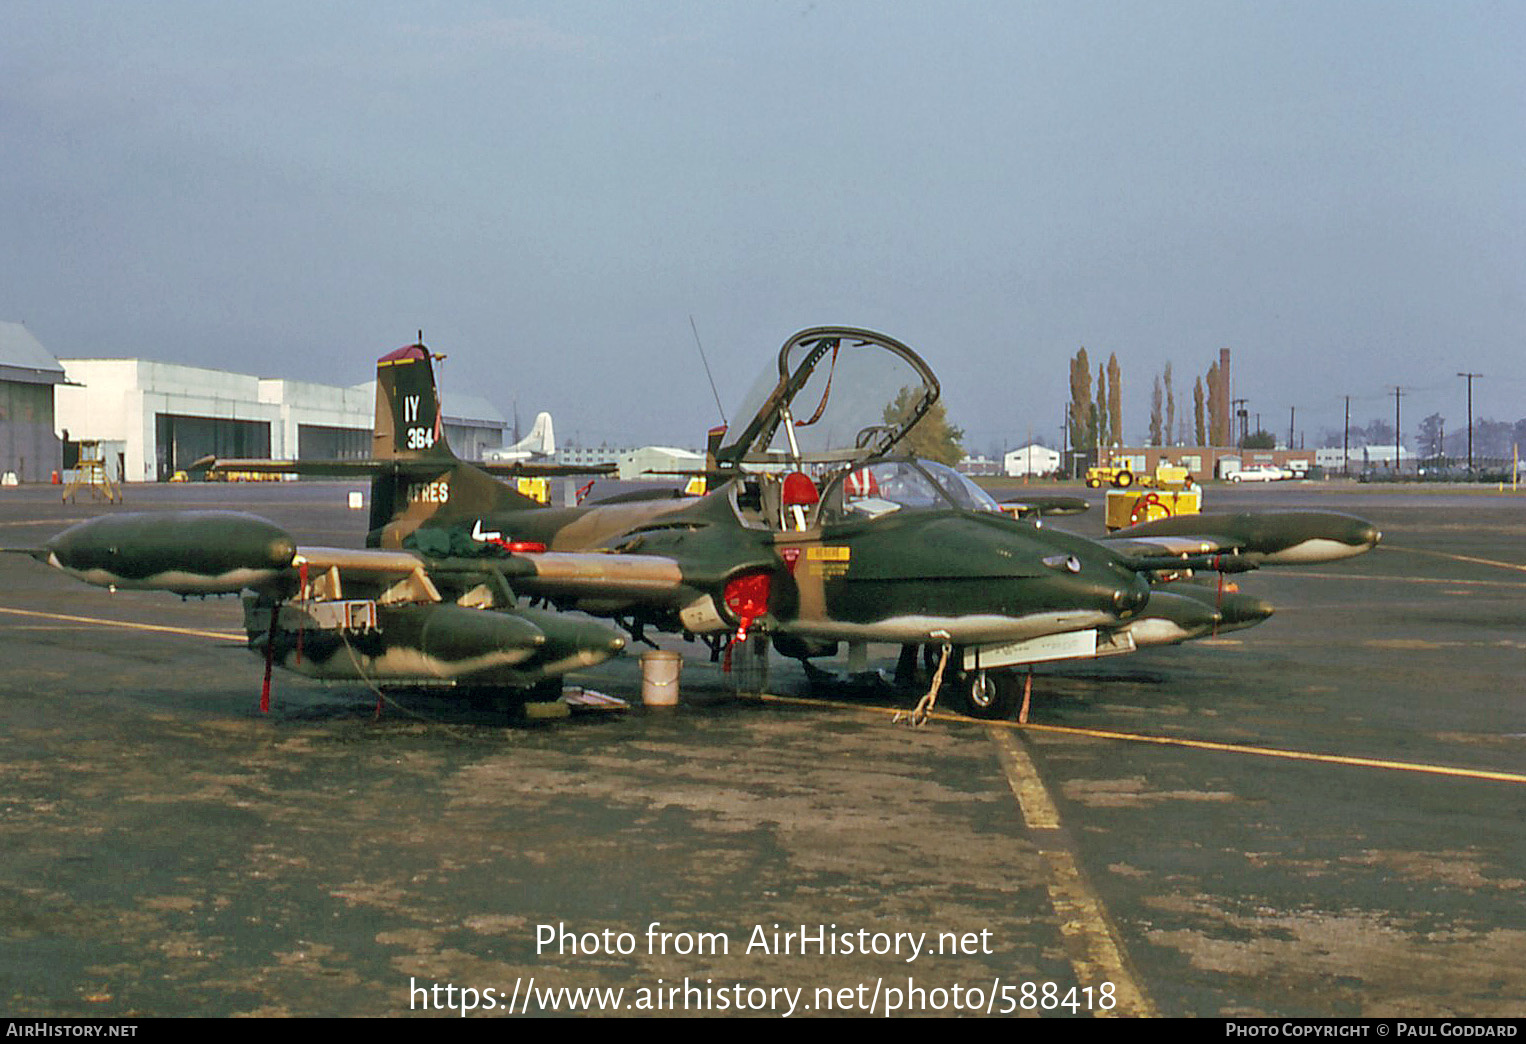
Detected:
left=55, top=359, right=507, bottom=482
left=618, top=445, right=703, bottom=481
left=0, top=322, right=66, bottom=482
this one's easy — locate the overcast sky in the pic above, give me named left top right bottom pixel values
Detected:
left=3, top=2, right=1522, bottom=452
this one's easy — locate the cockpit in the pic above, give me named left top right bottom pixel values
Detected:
left=713, top=328, right=991, bottom=532
left=818, top=458, right=1003, bottom=522
left=729, top=457, right=1004, bottom=532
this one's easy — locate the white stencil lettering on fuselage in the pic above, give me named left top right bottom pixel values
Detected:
left=407, top=479, right=450, bottom=504
left=404, top=425, right=438, bottom=450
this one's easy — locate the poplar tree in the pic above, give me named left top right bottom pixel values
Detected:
left=1193, top=376, right=1206, bottom=445
left=1149, top=376, right=1163, bottom=446
left=1095, top=363, right=1108, bottom=448
left=1164, top=362, right=1175, bottom=446
left=1206, top=361, right=1223, bottom=446
left=1107, top=353, right=1122, bottom=450
left=1068, top=348, right=1093, bottom=454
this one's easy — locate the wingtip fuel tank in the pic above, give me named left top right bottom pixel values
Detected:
left=43, top=511, right=297, bottom=594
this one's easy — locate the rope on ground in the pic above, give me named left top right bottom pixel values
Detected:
left=895, top=639, right=952, bottom=727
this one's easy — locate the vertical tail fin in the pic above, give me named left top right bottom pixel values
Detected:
left=374, top=342, right=454, bottom=462
left=367, top=341, right=542, bottom=546
left=511, top=411, right=555, bottom=458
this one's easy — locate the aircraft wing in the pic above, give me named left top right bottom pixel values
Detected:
left=193, top=456, right=388, bottom=478
left=287, top=546, right=694, bottom=609
left=194, top=455, right=615, bottom=479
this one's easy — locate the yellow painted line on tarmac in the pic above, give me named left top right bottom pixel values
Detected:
left=1382, top=545, right=1526, bottom=574
left=990, top=726, right=1060, bottom=828
left=0, top=606, right=244, bottom=642
left=1039, top=848, right=1156, bottom=1019
left=755, top=685, right=1526, bottom=1012
left=753, top=690, right=981, bottom=723
left=1017, top=721, right=1526, bottom=785
left=753, top=690, right=1155, bottom=1016
left=989, top=728, right=1157, bottom=1018
left=750, top=691, right=1526, bottom=785
left=1271, top=570, right=1526, bottom=588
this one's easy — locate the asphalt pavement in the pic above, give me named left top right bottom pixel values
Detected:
left=1, top=479, right=1523, bottom=1017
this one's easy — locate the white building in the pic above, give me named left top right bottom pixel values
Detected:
left=618, top=446, right=703, bottom=481
left=1314, top=445, right=1414, bottom=472
left=1004, top=444, right=1061, bottom=477
left=56, top=359, right=505, bottom=482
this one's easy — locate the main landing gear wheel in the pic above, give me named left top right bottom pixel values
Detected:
left=959, top=669, right=1019, bottom=720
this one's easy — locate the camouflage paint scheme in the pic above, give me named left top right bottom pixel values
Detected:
left=15, top=329, right=1380, bottom=718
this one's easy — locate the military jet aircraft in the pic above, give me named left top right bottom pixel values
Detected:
left=375, top=326, right=1375, bottom=718
left=14, top=328, right=1380, bottom=720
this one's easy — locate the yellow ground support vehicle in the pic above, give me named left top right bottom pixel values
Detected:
left=1099, top=458, right=1201, bottom=530
left=1104, top=486, right=1203, bottom=531
left=514, top=476, right=551, bottom=505
left=1086, top=458, right=1193, bottom=490
left=1147, top=461, right=1192, bottom=488
left=1085, top=459, right=1138, bottom=488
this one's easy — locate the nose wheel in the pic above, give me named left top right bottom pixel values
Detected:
left=959, top=668, right=1020, bottom=720
left=898, top=646, right=1033, bottom=726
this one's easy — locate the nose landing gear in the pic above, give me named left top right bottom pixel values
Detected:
left=960, top=668, right=1020, bottom=721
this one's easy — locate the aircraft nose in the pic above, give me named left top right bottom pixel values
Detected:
left=267, top=534, right=298, bottom=568
left=1355, top=522, right=1382, bottom=549
left=1218, top=593, right=1274, bottom=627
left=1111, top=573, right=1151, bottom=618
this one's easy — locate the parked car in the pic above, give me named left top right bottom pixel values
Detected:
left=1227, top=464, right=1287, bottom=483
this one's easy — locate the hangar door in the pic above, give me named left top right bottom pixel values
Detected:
left=154, top=413, right=270, bottom=481
left=298, top=423, right=369, bottom=460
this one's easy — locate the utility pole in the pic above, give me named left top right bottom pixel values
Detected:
left=1393, top=387, right=1404, bottom=474
left=1457, top=371, right=1481, bottom=473
left=1232, top=398, right=1248, bottom=448
left=1289, top=406, right=1295, bottom=451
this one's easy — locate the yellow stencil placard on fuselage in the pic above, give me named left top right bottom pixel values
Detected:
left=806, top=545, right=851, bottom=578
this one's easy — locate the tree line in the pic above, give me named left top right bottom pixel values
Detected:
left=1337, top=414, right=1526, bottom=462
left=1067, top=347, right=1235, bottom=452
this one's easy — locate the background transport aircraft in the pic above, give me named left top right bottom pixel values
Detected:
left=483, top=411, right=555, bottom=464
